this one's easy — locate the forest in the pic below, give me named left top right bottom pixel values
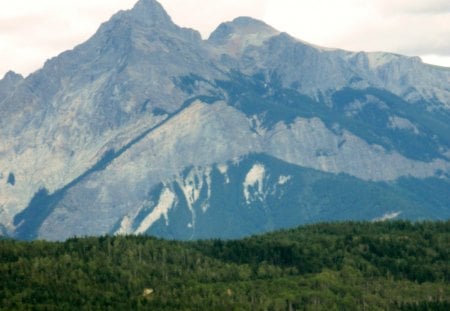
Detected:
left=0, top=221, right=449, bottom=310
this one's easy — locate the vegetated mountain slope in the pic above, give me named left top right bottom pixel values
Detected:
left=1, top=0, right=450, bottom=240
left=1, top=221, right=449, bottom=310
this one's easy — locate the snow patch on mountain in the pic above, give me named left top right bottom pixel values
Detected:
left=217, top=163, right=230, bottom=183
left=202, top=168, right=212, bottom=212
left=388, top=116, right=420, bottom=134
left=373, top=211, right=402, bottom=222
left=135, top=187, right=175, bottom=234
left=177, top=166, right=213, bottom=226
left=278, top=175, right=291, bottom=185
left=243, top=163, right=266, bottom=204
left=116, top=216, right=132, bottom=235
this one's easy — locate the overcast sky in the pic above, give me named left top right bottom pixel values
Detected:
left=1, top=0, right=449, bottom=78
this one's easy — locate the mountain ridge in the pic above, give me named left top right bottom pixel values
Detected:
left=1, top=0, right=450, bottom=240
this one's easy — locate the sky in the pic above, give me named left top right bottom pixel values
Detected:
left=1, top=0, right=449, bottom=78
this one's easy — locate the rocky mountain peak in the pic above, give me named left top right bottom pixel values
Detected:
left=0, top=71, right=23, bottom=101
left=208, top=16, right=279, bottom=56
left=1, top=71, right=23, bottom=84
left=129, top=0, right=173, bottom=25
left=95, top=0, right=177, bottom=37
left=96, top=0, right=201, bottom=44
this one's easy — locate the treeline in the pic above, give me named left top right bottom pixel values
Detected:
left=0, top=221, right=449, bottom=310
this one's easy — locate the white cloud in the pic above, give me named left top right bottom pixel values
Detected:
left=421, top=55, right=450, bottom=68
left=332, top=8, right=450, bottom=55
left=262, top=0, right=373, bottom=45
left=373, top=0, right=450, bottom=15
left=0, top=0, right=449, bottom=78
left=258, top=0, right=450, bottom=58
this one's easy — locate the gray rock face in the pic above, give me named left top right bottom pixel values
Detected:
left=206, top=17, right=450, bottom=107
left=208, top=17, right=280, bottom=57
left=1, top=0, right=450, bottom=240
left=35, top=101, right=450, bottom=240
left=0, top=71, right=23, bottom=101
left=0, top=0, right=221, bottom=228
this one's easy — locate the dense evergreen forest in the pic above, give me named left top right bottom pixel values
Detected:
left=1, top=221, right=449, bottom=310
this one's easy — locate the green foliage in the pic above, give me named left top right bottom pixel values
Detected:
left=0, top=221, right=449, bottom=310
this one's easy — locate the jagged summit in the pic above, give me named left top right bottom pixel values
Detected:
left=0, top=71, right=23, bottom=101
left=128, top=0, right=173, bottom=26
left=93, top=0, right=201, bottom=45
left=98, top=0, right=175, bottom=32
left=1, top=71, right=23, bottom=83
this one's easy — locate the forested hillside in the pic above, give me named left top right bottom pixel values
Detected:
left=1, top=221, right=449, bottom=310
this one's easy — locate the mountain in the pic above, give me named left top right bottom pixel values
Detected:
left=1, top=0, right=450, bottom=240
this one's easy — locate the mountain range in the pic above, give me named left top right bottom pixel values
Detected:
left=1, top=0, right=450, bottom=240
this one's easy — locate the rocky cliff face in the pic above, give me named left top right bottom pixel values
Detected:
left=207, top=22, right=450, bottom=107
left=1, top=0, right=450, bottom=240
